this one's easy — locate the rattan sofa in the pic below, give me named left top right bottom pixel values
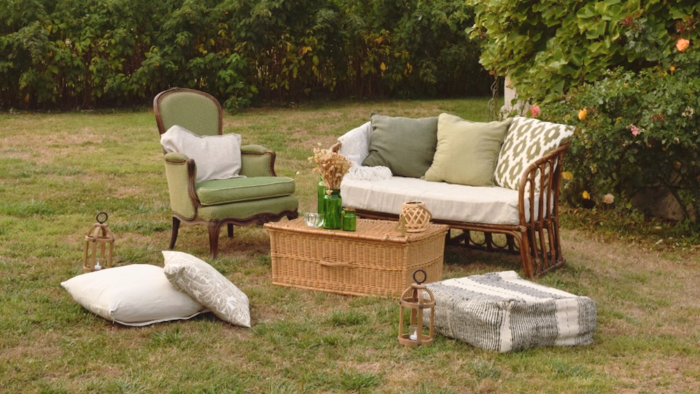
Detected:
left=334, top=115, right=572, bottom=278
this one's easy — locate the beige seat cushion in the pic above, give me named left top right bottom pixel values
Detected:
left=341, top=176, right=546, bottom=225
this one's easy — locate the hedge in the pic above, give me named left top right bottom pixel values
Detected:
left=0, top=0, right=490, bottom=111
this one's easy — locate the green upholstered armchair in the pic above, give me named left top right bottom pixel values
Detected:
left=154, top=88, right=299, bottom=258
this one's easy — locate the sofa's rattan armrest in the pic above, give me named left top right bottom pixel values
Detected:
left=517, top=144, right=569, bottom=225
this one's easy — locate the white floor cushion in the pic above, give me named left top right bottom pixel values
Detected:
left=341, top=176, right=542, bottom=225
left=61, top=264, right=208, bottom=326
left=426, top=271, right=597, bottom=352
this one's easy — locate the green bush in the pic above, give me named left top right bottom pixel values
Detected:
left=470, top=0, right=700, bottom=102
left=540, top=43, right=700, bottom=222
left=0, top=0, right=488, bottom=110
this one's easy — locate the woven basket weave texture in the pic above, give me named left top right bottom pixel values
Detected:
left=265, top=218, right=448, bottom=296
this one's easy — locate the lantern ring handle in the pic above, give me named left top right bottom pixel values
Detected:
left=96, top=212, right=108, bottom=224
left=413, top=269, right=427, bottom=285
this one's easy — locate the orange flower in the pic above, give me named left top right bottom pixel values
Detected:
left=582, top=191, right=590, bottom=200
left=676, top=38, right=690, bottom=52
left=578, top=108, right=588, bottom=121
left=670, top=65, right=676, bottom=73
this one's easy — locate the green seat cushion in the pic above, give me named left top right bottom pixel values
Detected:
left=424, top=114, right=512, bottom=186
left=362, top=114, right=438, bottom=178
left=198, top=195, right=299, bottom=221
left=196, top=176, right=295, bottom=206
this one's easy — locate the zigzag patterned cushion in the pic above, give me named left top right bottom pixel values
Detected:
left=426, top=271, right=597, bottom=352
left=494, top=116, right=574, bottom=190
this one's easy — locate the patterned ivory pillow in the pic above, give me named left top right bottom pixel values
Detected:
left=494, top=116, right=574, bottom=190
left=162, top=251, right=251, bottom=327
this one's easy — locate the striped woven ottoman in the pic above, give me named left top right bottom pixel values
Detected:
left=426, top=271, right=597, bottom=352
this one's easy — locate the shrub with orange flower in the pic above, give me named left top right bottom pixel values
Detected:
left=578, top=108, right=587, bottom=120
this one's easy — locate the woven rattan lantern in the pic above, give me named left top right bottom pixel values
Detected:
left=398, top=269, right=435, bottom=347
left=82, top=212, right=115, bottom=271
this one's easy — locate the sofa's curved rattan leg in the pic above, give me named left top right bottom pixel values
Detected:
left=227, top=223, right=234, bottom=238
left=169, top=217, right=181, bottom=250
left=208, top=221, right=222, bottom=259
left=517, top=230, right=535, bottom=278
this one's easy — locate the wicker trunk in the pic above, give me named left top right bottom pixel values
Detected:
left=265, top=218, right=448, bottom=297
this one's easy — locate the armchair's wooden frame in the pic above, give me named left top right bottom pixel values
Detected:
left=154, top=88, right=298, bottom=258
left=340, top=144, right=568, bottom=278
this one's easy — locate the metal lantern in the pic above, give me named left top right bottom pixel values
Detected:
left=82, top=212, right=115, bottom=271
left=398, top=269, right=435, bottom=347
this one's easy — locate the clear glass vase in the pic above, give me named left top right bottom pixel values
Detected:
left=323, top=189, right=342, bottom=229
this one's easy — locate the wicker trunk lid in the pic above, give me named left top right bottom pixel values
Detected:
left=265, top=218, right=448, bottom=297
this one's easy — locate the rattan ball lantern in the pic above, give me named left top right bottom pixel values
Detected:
left=82, top=212, right=115, bottom=271
left=398, top=269, right=435, bottom=347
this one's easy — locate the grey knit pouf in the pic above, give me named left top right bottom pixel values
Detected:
left=426, top=271, right=597, bottom=352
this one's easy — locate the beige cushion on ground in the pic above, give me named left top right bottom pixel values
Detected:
left=160, top=125, right=243, bottom=183
left=61, top=264, right=207, bottom=326
left=162, top=251, right=251, bottom=327
left=341, top=176, right=549, bottom=225
left=424, top=114, right=512, bottom=186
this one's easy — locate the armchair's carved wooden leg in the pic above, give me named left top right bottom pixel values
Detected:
left=227, top=223, right=234, bottom=238
left=208, top=221, right=222, bottom=259
left=169, top=217, right=181, bottom=250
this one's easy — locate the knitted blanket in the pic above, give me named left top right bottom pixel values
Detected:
left=426, top=271, right=597, bottom=352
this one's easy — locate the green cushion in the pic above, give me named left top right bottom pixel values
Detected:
left=424, top=114, right=512, bottom=187
left=198, top=195, right=299, bottom=221
left=493, top=116, right=574, bottom=190
left=196, top=176, right=296, bottom=206
left=361, top=114, right=438, bottom=178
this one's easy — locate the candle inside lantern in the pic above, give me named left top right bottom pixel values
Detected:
left=409, top=325, right=418, bottom=341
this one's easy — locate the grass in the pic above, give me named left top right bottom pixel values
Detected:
left=1, top=98, right=699, bottom=393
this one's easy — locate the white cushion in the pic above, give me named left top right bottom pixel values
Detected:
left=61, top=265, right=207, bottom=326
left=341, top=176, right=545, bottom=225
left=337, top=121, right=372, bottom=166
left=160, top=125, right=242, bottom=183
left=162, top=251, right=251, bottom=327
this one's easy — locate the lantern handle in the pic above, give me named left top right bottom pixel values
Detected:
left=413, top=269, right=427, bottom=285
left=96, top=212, right=108, bottom=224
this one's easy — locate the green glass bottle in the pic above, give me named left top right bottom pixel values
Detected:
left=323, top=189, right=342, bottom=229
left=342, top=208, right=356, bottom=231
left=317, top=176, right=326, bottom=215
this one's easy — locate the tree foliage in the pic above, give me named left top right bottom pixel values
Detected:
left=470, top=0, right=700, bottom=102
left=0, top=0, right=489, bottom=110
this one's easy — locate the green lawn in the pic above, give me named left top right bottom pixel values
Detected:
left=1, top=99, right=699, bottom=393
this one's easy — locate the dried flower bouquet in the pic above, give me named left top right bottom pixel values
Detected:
left=308, top=147, right=351, bottom=192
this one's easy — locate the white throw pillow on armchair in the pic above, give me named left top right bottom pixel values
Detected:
left=160, top=125, right=243, bottom=183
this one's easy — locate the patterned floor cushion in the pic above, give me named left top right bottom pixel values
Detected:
left=426, top=271, right=597, bottom=352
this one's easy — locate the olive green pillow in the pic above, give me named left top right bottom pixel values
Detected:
left=361, top=114, right=438, bottom=178
left=424, top=114, right=512, bottom=186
